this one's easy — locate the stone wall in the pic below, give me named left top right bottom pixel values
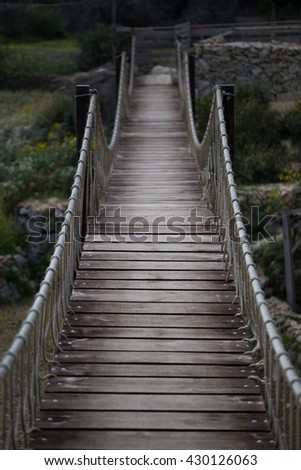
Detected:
left=0, top=198, right=68, bottom=303
left=194, top=37, right=301, bottom=100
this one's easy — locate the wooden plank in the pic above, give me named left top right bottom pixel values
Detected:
left=90, top=223, right=219, bottom=231
left=75, top=270, right=228, bottom=280
left=109, top=173, right=199, bottom=178
left=106, top=198, right=204, bottom=204
left=112, top=170, right=199, bottom=175
left=30, top=430, right=275, bottom=450
left=74, top=280, right=235, bottom=291
left=44, top=377, right=258, bottom=394
left=70, top=289, right=236, bottom=303
left=99, top=205, right=208, bottom=213
left=40, top=393, right=265, bottom=412
left=77, top=260, right=227, bottom=276
left=82, top=242, right=222, bottom=252
left=100, top=183, right=203, bottom=189
left=35, top=411, right=269, bottom=431
left=57, top=338, right=249, bottom=353
left=49, top=364, right=254, bottom=378
left=53, top=351, right=253, bottom=365
left=77, top=270, right=229, bottom=280
left=114, top=160, right=196, bottom=166
left=66, top=313, right=243, bottom=328
left=78, top=261, right=225, bottom=271
left=87, top=227, right=220, bottom=235
left=68, top=301, right=240, bottom=314
left=60, top=326, right=244, bottom=340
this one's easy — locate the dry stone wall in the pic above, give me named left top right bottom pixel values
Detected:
left=0, top=198, right=68, bottom=303
left=194, top=38, right=301, bottom=100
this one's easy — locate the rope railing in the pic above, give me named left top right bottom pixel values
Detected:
left=0, top=38, right=135, bottom=450
left=177, top=41, right=301, bottom=450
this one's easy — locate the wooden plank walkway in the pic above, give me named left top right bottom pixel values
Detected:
left=31, top=83, right=275, bottom=450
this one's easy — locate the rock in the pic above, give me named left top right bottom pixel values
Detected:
left=51, top=64, right=115, bottom=125
left=289, top=63, right=300, bottom=74
left=0, top=281, right=21, bottom=303
left=251, top=66, right=262, bottom=76
left=151, top=65, right=174, bottom=75
left=13, top=254, right=27, bottom=269
left=136, top=74, right=173, bottom=85
left=0, top=252, right=31, bottom=303
left=198, top=59, right=210, bottom=72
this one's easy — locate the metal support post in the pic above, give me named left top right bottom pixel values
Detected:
left=221, top=84, right=235, bottom=165
left=75, top=85, right=91, bottom=154
left=282, top=209, right=296, bottom=310
left=188, top=53, right=195, bottom=120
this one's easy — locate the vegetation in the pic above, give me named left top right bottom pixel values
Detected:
left=0, top=90, right=75, bottom=209
left=0, top=38, right=79, bottom=89
left=77, top=23, right=112, bottom=71
left=196, top=83, right=301, bottom=186
left=0, top=185, right=16, bottom=255
left=0, top=297, right=34, bottom=359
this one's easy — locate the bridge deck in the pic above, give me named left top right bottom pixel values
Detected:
left=31, top=83, right=275, bottom=450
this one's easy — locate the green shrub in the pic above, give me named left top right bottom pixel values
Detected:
left=0, top=90, right=73, bottom=133
left=196, top=83, right=299, bottom=185
left=254, top=239, right=286, bottom=299
left=0, top=45, right=33, bottom=89
left=278, top=100, right=301, bottom=147
left=0, top=6, right=65, bottom=40
left=235, top=144, right=286, bottom=184
left=23, top=8, right=66, bottom=40
left=254, top=236, right=301, bottom=305
left=0, top=89, right=76, bottom=210
left=195, top=95, right=212, bottom=138
left=1, top=123, right=76, bottom=210
left=0, top=184, right=16, bottom=255
left=32, top=92, right=74, bottom=133
left=77, top=23, right=112, bottom=71
left=234, top=83, right=288, bottom=184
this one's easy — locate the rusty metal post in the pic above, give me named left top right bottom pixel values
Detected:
left=188, top=52, right=195, bottom=120
left=221, top=84, right=235, bottom=165
left=282, top=209, right=296, bottom=310
left=75, top=85, right=91, bottom=154
left=75, top=84, right=91, bottom=241
left=115, top=52, right=122, bottom=107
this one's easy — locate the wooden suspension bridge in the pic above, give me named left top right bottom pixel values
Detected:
left=29, top=80, right=275, bottom=450
left=1, top=36, right=301, bottom=451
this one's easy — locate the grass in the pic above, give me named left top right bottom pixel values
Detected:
left=1, top=37, right=80, bottom=81
left=0, top=90, right=62, bottom=129
left=0, top=296, right=34, bottom=360
left=0, top=89, right=74, bottom=139
left=5, top=45, right=79, bottom=76
left=9, top=38, right=79, bottom=50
